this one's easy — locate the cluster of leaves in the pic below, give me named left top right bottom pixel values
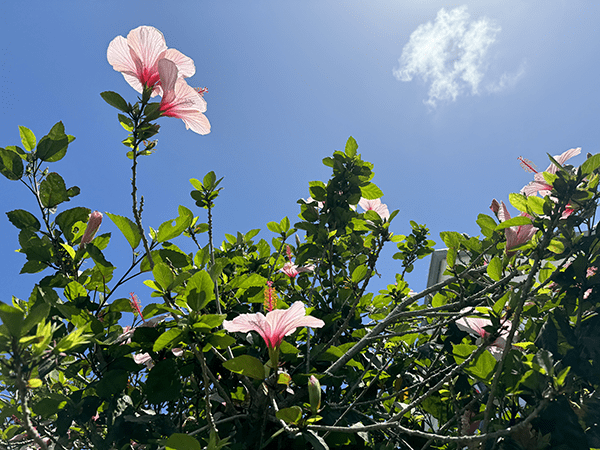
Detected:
left=1, top=105, right=600, bottom=450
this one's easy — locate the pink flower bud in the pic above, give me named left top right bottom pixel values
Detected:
left=80, top=211, right=103, bottom=246
left=308, top=375, right=321, bottom=415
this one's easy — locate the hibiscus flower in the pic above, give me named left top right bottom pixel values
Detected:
left=107, top=25, right=195, bottom=96
left=456, top=312, right=514, bottom=361
left=358, top=198, right=390, bottom=220
left=520, top=148, right=581, bottom=197
left=490, top=199, right=536, bottom=253
left=223, top=302, right=324, bottom=367
left=158, top=59, right=211, bottom=135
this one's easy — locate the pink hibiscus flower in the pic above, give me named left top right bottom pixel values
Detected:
left=520, top=148, right=581, bottom=197
left=358, top=198, right=390, bottom=220
left=279, top=245, right=314, bottom=278
left=80, top=211, right=103, bottom=247
left=456, top=313, right=513, bottom=360
left=107, top=25, right=195, bottom=96
left=158, top=59, right=211, bottom=135
left=223, top=302, right=324, bottom=367
left=490, top=199, right=536, bottom=253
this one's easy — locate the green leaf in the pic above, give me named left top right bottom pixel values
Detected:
left=0, top=147, right=24, bottom=180
left=85, top=243, right=113, bottom=268
left=495, top=215, right=532, bottom=230
left=487, top=256, right=502, bottom=281
left=36, top=122, right=70, bottom=162
left=95, top=370, right=128, bottom=398
left=303, top=430, right=330, bottom=450
left=164, top=433, right=202, bottom=450
left=6, top=209, right=40, bottom=231
left=118, top=114, right=134, bottom=131
left=153, top=262, right=174, bottom=292
left=276, top=406, right=303, bottom=425
left=548, top=239, right=565, bottom=254
left=193, top=314, right=226, bottom=332
left=527, top=196, right=545, bottom=215
left=106, top=212, right=141, bottom=249
left=267, top=221, right=281, bottom=233
left=476, top=214, right=497, bottom=237
left=360, top=183, right=383, bottom=200
left=22, top=301, right=51, bottom=335
left=222, top=355, right=265, bottom=380
left=55, top=207, right=91, bottom=243
left=440, top=231, right=462, bottom=249
left=508, top=193, right=528, bottom=213
left=351, top=265, right=368, bottom=283
left=581, top=153, right=600, bottom=175
left=153, top=328, right=183, bottom=352
left=146, top=359, right=182, bottom=403
left=203, top=171, right=217, bottom=188
left=185, top=270, right=215, bottom=311
left=0, top=301, right=24, bottom=337
left=100, top=91, right=131, bottom=113
left=453, top=343, right=497, bottom=381
left=55, top=327, right=91, bottom=352
left=39, top=172, right=69, bottom=208
left=345, top=136, right=358, bottom=157
left=156, top=206, right=193, bottom=242
left=18, top=126, right=36, bottom=151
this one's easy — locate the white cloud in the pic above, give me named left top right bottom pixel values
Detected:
left=393, top=6, right=519, bottom=107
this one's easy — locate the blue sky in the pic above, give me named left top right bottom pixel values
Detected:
left=1, top=1, right=599, bottom=303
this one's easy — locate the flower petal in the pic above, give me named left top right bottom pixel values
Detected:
left=164, top=48, right=196, bottom=78
left=126, top=26, right=167, bottom=74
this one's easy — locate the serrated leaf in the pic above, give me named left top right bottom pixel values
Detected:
left=156, top=206, right=193, bottom=243
left=18, top=126, right=36, bottom=151
left=360, top=183, right=383, bottom=200
left=6, top=209, right=40, bottom=231
left=0, top=147, right=24, bottom=180
left=39, top=172, right=69, bottom=208
left=581, top=153, right=600, bottom=175
left=345, top=136, right=358, bottom=157
left=55, top=327, right=91, bottom=352
left=153, top=262, right=174, bottom=291
left=100, top=91, right=131, bottom=113
left=0, top=301, right=24, bottom=337
left=36, top=122, right=70, bottom=162
left=185, top=270, right=214, bottom=311
left=106, top=212, right=141, bottom=249
left=440, top=231, right=462, bottom=249
left=222, top=355, right=265, bottom=380
left=55, top=207, right=91, bottom=243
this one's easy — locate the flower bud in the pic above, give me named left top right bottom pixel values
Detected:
left=80, top=211, right=103, bottom=246
left=308, top=375, right=321, bottom=415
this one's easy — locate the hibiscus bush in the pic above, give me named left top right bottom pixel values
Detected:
left=1, top=25, right=600, bottom=450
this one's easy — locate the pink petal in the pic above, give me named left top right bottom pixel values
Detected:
left=126, top=26, right=167, bottom=76
left=107, top=35, right=137, bottom=76
left=496, top=201, right=511, bottom=223
left=164, top=48, right=196, bottom=78
left=133, top=352, right=152, bottom=365
left=548, top=147, right=581, bottom=173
